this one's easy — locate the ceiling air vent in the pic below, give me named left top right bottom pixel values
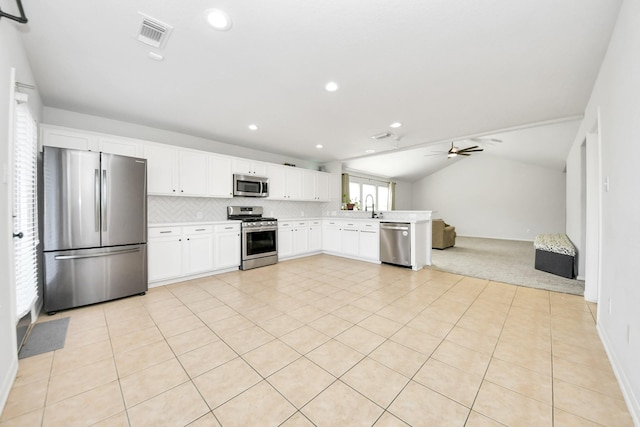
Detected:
left=137, top=13, right=173, bottom=49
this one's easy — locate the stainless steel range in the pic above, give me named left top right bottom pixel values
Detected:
left=227, top=206, right=278, bottom=270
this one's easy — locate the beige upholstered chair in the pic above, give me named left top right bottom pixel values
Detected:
left=432, top=219, right=456, bottom=249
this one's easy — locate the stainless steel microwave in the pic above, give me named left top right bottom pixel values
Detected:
left=233, top=174, right=269, bottom=197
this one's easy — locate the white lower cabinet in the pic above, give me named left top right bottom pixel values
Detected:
left=278, top=221, right=309, bottom=259
left=342, top=224, right=360, bottom=257
left=322, top=220, right=343, bottom=253
left=214, top=224, right=241, bottom=269
left=183, top=226, right=214, bottom=275
left=320, top=219, right=379, bottom=262
left=148, top=227, right=183, bottom=282
left=148, top=223, right=241, bottom=285
left=358, top=222, right=380, bottom=261
left=308, top=220, right=322, bottom=253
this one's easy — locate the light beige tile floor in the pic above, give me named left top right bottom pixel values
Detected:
left=0, top=254, right=634, bottom=426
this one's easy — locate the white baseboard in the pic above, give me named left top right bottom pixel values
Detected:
left=0, top=357, right=18, bottom=416
left=457, top=234, right=534, bottom=243
left=597, top=323, right=640, bottom=426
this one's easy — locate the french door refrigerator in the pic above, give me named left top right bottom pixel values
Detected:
left=42, top=147, right=147, bottom=313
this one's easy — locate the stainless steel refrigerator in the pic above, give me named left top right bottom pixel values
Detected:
left=42, top=147, right=148, bottom=314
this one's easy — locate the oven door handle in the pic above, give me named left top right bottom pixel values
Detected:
left=243, top=226, right=277, bottom=233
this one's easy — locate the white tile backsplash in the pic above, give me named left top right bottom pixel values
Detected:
left=148, top=196, right=331, bottom=223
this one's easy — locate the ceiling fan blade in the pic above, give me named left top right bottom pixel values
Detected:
left=461, top=148, right=484, bottom=153
left=458, top=145, right=479, bottom=151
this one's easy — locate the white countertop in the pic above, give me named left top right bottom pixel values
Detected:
left=150, top=211, right=432, bottom=227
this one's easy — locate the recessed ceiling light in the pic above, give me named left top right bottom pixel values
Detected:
left=325, top=81, right=339, bottom=92
left=248, top=124, right=258, bottom=130
left=316, top=144, right=323, bottom=149
left=206, top=9, right=232, bottom=31
left=365, top=149, right=375, bottom=153
left=390, top=122, right=402, bottom=128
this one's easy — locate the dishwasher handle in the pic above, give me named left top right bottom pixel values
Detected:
left=380, top=223, right=410, bottom=231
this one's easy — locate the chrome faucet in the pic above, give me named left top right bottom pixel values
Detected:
left=364, top=194, right=375, bottom=218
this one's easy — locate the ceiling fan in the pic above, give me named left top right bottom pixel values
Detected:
left=425, top=137, right=502, bottom=158
left=446, top=142, right=483, bottom=158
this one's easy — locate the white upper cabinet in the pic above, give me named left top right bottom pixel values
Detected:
left=267, top=165, right=286, bottom=199
left=145, top=144, right=178, bottom=195
left=209, top=154, right=233, bottom=198
left=302, top=169, right=330, bottom=201
left=40, top=125, right=99, bottom=152
left=98, top=136, right=141, bottom=157
left=179, top=150, right=208, bottom=196
left=268, top=164, right=303, bottom=200
left=316, top=172, right=330, bottom=201
left=40, top=125, right=328, bottom=201
left=232, top=158, right=268, bottom=176
left=144, top=145, right=210, bottom=197
left=302, top=170, right=316, bottom=200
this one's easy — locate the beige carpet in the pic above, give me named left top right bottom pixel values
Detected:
left=429, top=236, right=585, bottom=296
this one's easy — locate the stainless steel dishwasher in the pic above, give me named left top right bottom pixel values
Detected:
left=379, top=222, right=411, bottom=267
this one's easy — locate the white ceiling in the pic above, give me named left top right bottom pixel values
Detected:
left=344, top=118, right=583, bottom=182
left=17, top=0, right=621, bottom=180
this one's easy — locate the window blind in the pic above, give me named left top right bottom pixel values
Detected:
left=13, top=101, right=39, bottom=320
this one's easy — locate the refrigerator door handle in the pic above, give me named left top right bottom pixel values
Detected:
left=94, top=169, right=100, bottom=232
left=102, top=169, right=107, bottom=232
left=54, top=247, right=140, bottom=260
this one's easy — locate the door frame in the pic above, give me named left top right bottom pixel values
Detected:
left=584, top=110, right=603, bottom=304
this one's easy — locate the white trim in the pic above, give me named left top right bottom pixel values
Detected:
left=2, top=67, right=19, bottom=417
left=597, top=323, right=640, bottom=426
left=0, top=358, right=18, bottom=415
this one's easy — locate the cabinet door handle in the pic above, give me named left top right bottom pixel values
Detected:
left=196, top=228, right=206, bottom=231
left=159, top=231, right=172, bottom=234
left=225, top=226, right=234, bottom=230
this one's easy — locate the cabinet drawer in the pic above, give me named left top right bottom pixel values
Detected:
left=214, top=223, right=240, bottom=233
left=359, top=222, right=379, bottom=232
left=323, top=220, right=343, bottom=227
left=183, top=225, right=214, bottom=235
left=148, top=226, right=182, bottom=238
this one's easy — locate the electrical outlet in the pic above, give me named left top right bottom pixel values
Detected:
left=196, top=211, right=203, bottom=219
left=608, top=298, right=612, bottom=315
left=604, top=176, right=610, bottom=192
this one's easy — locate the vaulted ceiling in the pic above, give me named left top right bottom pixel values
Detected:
left=18, top=0, right=622, bottom=180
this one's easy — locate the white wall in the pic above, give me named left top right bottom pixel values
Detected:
left=412, top=154, right=566, bottom=241
left=392, top=180, right=413, bottom=210
left=43, top=107, right=319, bottom=170
left=0, top=19, right=43, bottom=413
left=565, top=0, right=640, bottom=422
